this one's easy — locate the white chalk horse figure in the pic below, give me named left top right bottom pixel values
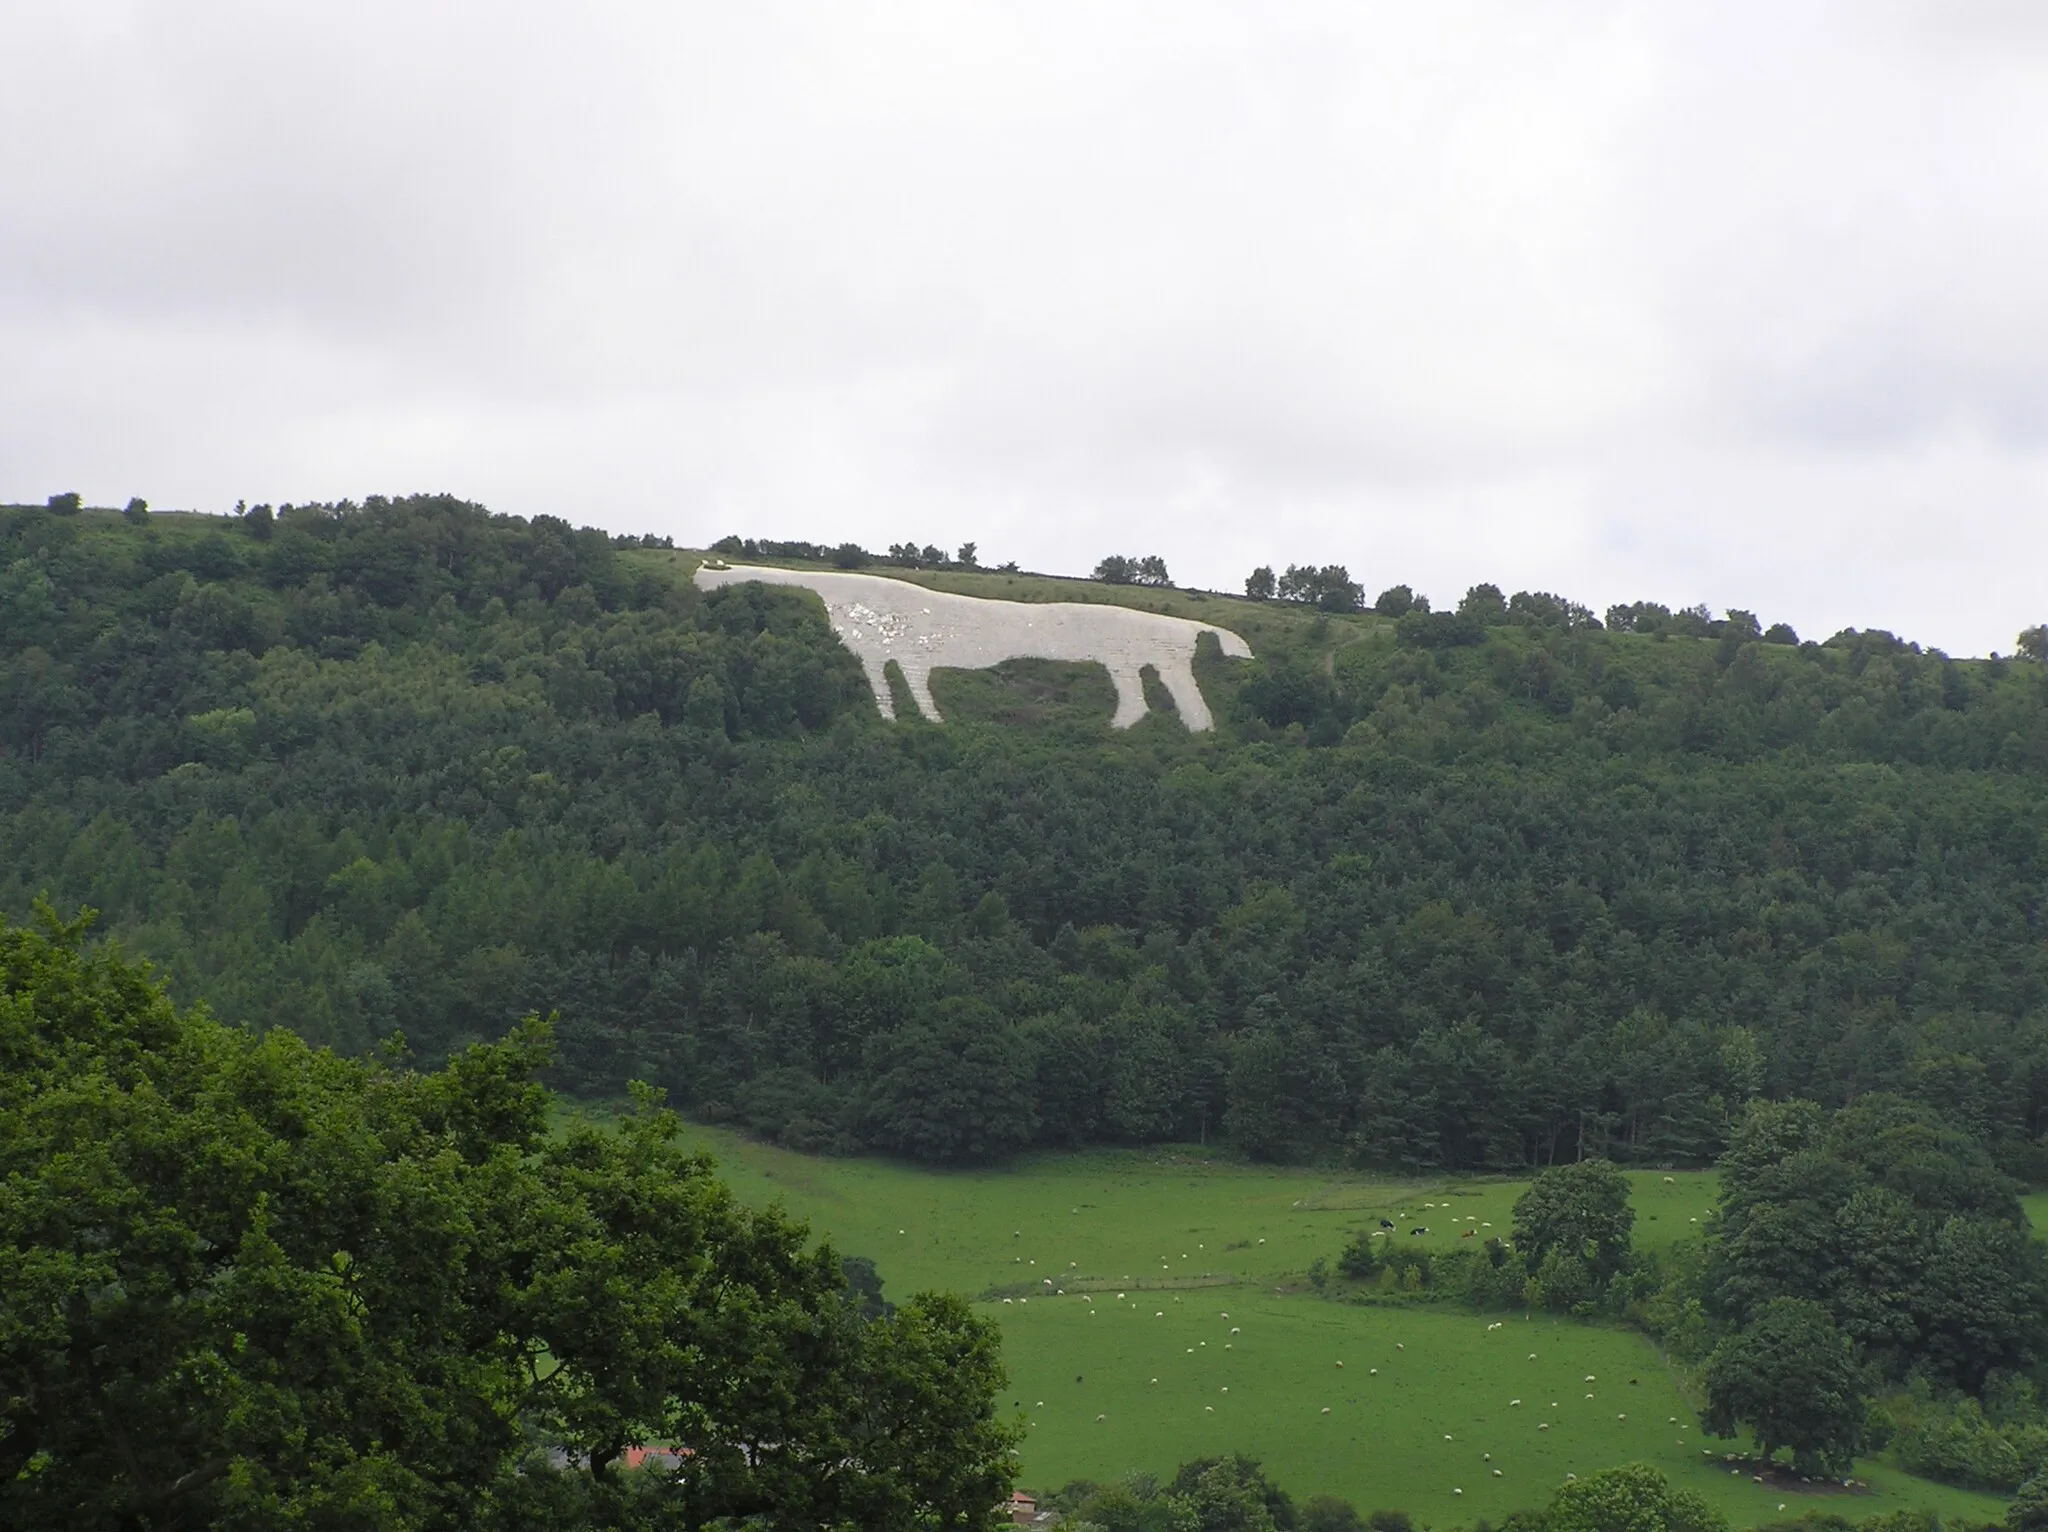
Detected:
left=694, top=563, right=1253, bottom=731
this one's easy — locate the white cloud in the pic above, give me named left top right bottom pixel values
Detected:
left=3, top=0, right=2044, bottom=653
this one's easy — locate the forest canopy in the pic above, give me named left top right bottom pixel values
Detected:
left=5, top=496, right=2048, bottom=1170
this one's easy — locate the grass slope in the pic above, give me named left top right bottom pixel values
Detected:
left=653, top=1124, right=2007, bottom=1525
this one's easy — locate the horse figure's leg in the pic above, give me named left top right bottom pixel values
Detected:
left=1105, top=661, right=1149, bottom=729
left=900, top=662, right=944, bottom=722
left=1154, top=648, right=1214, bottom=732
left=856, top=651, right=897, bottom=720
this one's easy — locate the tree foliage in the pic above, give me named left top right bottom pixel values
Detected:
left=10, top=498, right=2048, bottom=1170
left=1703, top=1298, right=1867, bottom=1476
left=1053, top=1454, right=1301, bottom=1532
left=1705, top=1096, right=2047, bottom=1391
left=1510, top=1159, right=1635, bottom=1288
left=0, top=911, right=1016, bottom=1530
left=1537, top=1463, right=1724, bottom=1532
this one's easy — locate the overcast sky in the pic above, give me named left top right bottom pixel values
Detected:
left=5, top=3, right=2046, bottom=653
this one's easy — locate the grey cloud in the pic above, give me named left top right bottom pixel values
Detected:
left=3, top=0, right=2046, bottom=656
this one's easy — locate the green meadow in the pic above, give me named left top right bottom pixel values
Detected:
left=659, top=1123, right=2011, bottom=1526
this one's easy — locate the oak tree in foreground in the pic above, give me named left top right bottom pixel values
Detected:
left=0, top=910, right=1016, bottom=1531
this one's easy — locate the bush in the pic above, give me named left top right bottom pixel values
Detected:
left=1396, top=608, right=1484, bottom=649
left=1888, top=1389, right=2048, bottom=1492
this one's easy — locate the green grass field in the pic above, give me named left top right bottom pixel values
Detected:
left=648, top=1124, right=2009, bottom=1526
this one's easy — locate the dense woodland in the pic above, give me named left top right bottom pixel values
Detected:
left=7, top=496, right=2048, bottom=1172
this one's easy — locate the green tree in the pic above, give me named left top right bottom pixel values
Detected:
left=2009, top=1474, right=2048, bottom=1532
left=1245, top=566, right=1276, bottom=600
left=1542, top=1463, right=1724, bottom=1532
left=1703, top=1298, right=1867, bottom=1476
left=1167, top=1454, right=1294, bottom=1531
left=1457, top=583, right=1507, bottom=623
left=0, top=912, right=1018, bottom=1530
left=1511, top=1158, right=1635, bottom=1288
left=1372, top=584, right=1416, bottom=617
left=2016, top=625, right=2047, bottom=664
left=1300, top=1495, right=1364, bottom=1532
left=860, top=997, right=1037, bottom=1164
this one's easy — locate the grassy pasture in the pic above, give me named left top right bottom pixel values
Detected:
left=2022, top=1191, right=2048, bottom=1235
left=651, top=1123, right=2006, bottom=1525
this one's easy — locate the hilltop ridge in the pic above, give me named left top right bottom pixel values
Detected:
left=5, top=494, right=2048, bottom=1175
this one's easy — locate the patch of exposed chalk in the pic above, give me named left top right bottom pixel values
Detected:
left=695, top=563, right=1252, bottom=730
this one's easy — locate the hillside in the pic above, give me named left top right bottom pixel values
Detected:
left=6, top=495, right=2048, bottom=1172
